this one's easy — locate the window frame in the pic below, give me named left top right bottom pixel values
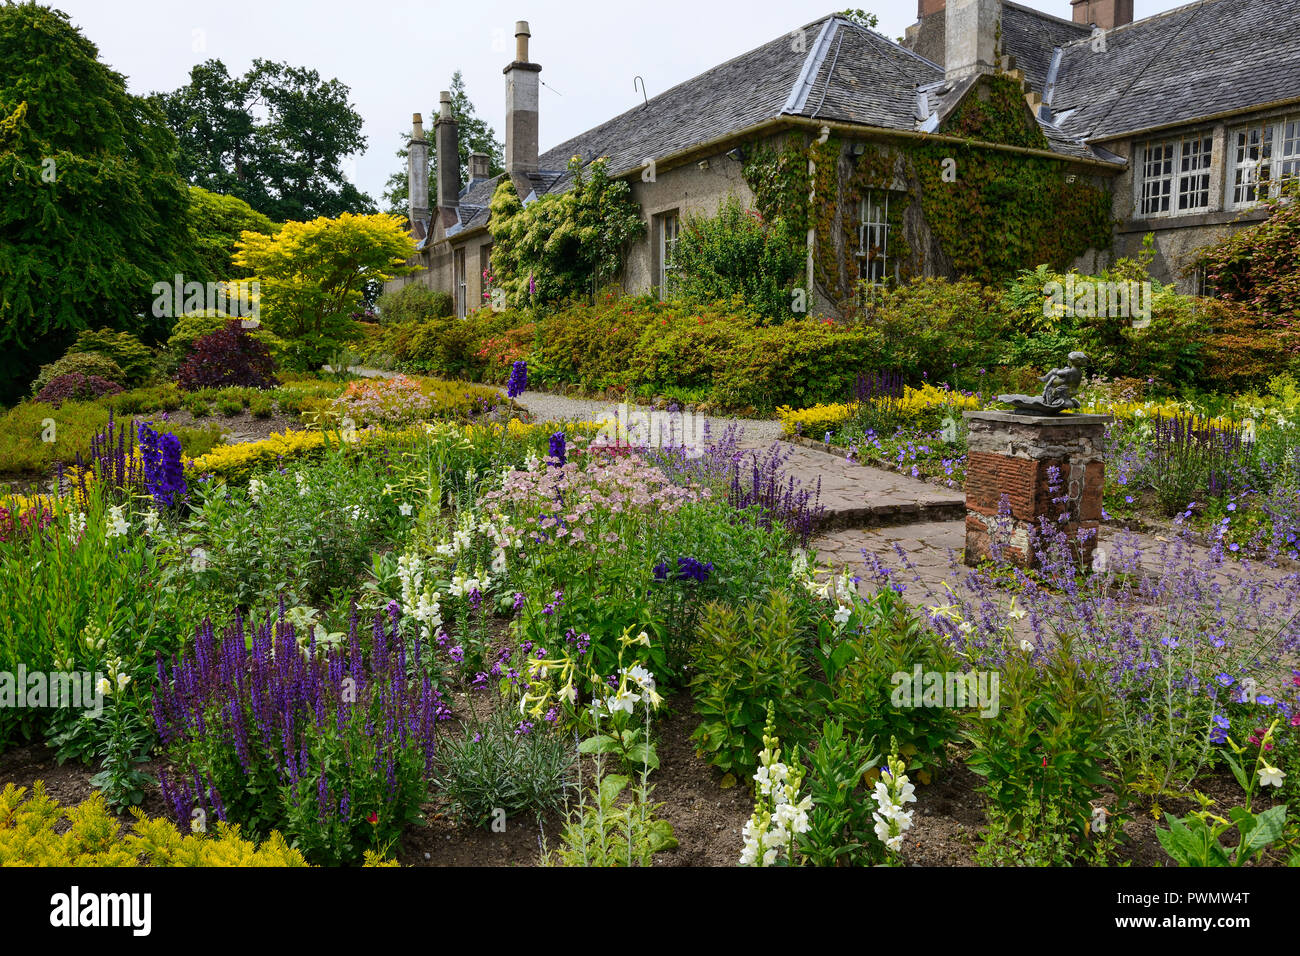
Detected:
left=1228, top=113, right=1300, bottom=209
left=656, top=210, right=680, bottom=300
left=1137, top=133, right=1214, bottom=218
left=857, top=189, right=895, bottom=289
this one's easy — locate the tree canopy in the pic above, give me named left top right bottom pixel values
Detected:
left=156, top=58, right=375, bottom=221
left=0, top=1, right=191, bottom=401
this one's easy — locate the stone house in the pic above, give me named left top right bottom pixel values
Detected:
left=386, top=0, right=1300, bottom=314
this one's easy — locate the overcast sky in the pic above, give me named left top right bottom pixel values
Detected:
left=49, top=0, right=1186, bottom=204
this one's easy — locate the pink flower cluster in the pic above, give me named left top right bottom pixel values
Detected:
left=483, top=454, right=710, bottom=532
left=331, top=375, right=432, bottom=425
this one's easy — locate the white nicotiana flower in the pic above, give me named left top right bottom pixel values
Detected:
left=833, top=604, right=852, bottom=625
left=601, top=687, right=639, bottom=714
left=105, top=505, right=129, bottom=540
left=142, top=509, right=160, bottom=535
left=399, top=502, right=413, bottom=517
left=1260, top=764, right=1286, bottom=788
left=1019, top=639, right=1034, bottom=652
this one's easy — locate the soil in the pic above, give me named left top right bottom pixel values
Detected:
left=158, top=407, right=304, bottom=446
left=3, top=700, right=1287, bottom=867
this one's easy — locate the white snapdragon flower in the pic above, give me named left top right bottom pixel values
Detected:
left=871, top=750, right=917, bottom=857
left=248, top=478, right=267, bottom=503
left=740, top=704, right=812, bottom=867
left=105, top=505, right=129, bottom=540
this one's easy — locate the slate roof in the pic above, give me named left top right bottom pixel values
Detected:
left=435, top=10, right=1123, bottom=240
left=1051, top=0, right=1300, bottom=141
left=1000, top=2, right=1088, bottom=97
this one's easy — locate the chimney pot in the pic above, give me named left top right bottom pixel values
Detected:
left=1070, top=0, right=1134, bottom=29
left=504, top=20, right=540, bottom=178
left=515, top=21, right=531, bottom=62
left=469, top=151, right=491, bottom=182
left=407, top=111, right=430, bottom=230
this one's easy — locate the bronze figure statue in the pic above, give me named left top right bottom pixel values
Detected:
left=997, top=352, right=1089, bottom=415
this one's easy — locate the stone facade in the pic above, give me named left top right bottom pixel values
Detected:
left=963, top=410, right=1110, bottom=569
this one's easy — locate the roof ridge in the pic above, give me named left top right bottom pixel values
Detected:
left=539, top=13, right=836, bottom=163
left=1060, top=0, right=1215, bottom=46
left=834, top=13, right=943, bottom=71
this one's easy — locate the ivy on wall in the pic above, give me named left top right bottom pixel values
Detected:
left=941, top=73, right=1049, bottom=151
left=741, top=77, right=1115, bottom=310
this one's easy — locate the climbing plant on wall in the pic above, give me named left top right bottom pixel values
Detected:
left=940, top=74, right=1050, bottom=151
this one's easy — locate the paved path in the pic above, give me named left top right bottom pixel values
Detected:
left=504, top=388, right=963, bottom=531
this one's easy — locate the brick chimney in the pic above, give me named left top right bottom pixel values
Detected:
left=504, top=20, right=540, bottom=189
left=1070, top=0, right=1134, bottom=29
left=469, top=151, right=490, bottom=183
left=434, top=91, right=460, bottom=224
left=919, top=0, right=945, bottom=16
left=407, top=113, right=430, bottom=229
left=945, top=0, right=1000, bottom=80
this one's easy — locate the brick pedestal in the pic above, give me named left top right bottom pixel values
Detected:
left=963, top=411, right=1111, bottom=569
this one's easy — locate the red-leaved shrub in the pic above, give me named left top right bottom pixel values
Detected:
left=177, top=321, right=277, bottom=392
left=34, top=372, right=123, bottom=407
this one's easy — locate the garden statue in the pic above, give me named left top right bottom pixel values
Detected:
left=997, top=352, right=1090, bottom=414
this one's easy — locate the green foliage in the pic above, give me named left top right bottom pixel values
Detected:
left=689, top=590, right=818, bottom=776
left=866, top=278, right=1011, bottom=382
left=799, top=719, right=882, bottom=866
left=818, top=587, right=965, bottom=774
left=66, top=327, right=156, bottom=388
left=1197, top=180, right=1300, bottom=324
left=184, top=186, right=277, bottom=281
left=435, top=705, right=574, bottom=828
left=963, top=635, right=1113, bottom=854
left=0, top=4, right=190, bottom=401
left=1157, top=722, right=1289, bottom=867
left=382, top=70, right=504, bottom=217
left=376, top=283, right=455, bottom=324
left=543, top=771, right=677, bottom=867
left=156, top=58, right=374, bottom=220
left=941, top=74, right=1049, bottom=151
left=489, top=156, right=645, bottom=307
left=667, top=197, right=805, bottom=323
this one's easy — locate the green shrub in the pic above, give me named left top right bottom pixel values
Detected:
left=865, top=278, right=1010, bottom=384
left=216, top=396, right=244, bottom=417
left=820, top=587, right=965, bottom=775
left=963, top=634, right=1113, bottom=852
left=183, top=395, right=211, bottom=418
left=109, top=384, right=183, bottom=414
left=667, top=196, right=804, bottom=323
left=689, top=589, right=820, bottom=776
left=0, top=401, right=109, bottom=474
left=30, top=352, right=125, bottom=396
left=249, top=394, right=273, bottom=418
left=375, top=283, right=454, bottom=323
left=535, top=297, right=658, bottom=392
left=65, top=328, right=155, bottom=387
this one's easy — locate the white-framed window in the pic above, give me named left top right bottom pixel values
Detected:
left=656, top=211, right=680, bottom=299
left=453, top=247, right=467, bottom=318
left=1138, top=134, right=1212, bottom=217
left=858, top=190, right=893, bottom=287
left=1229, top=114, right=1300, bottom=208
